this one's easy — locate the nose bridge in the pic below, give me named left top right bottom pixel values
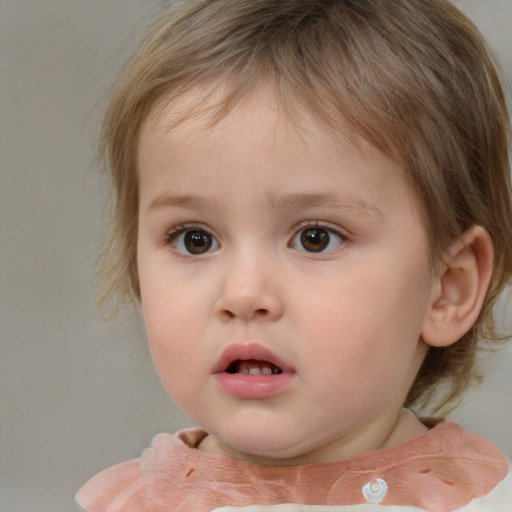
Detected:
left=215, top=241, right=282, bottom=322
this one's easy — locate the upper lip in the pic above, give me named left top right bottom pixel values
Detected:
left=212, top=343, right=293, bottom=374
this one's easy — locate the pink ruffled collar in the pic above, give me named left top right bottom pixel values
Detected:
left=77, top=421, right=509, bottom=512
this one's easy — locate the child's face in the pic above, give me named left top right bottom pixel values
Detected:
left=137, top=87, right=436, bottom=465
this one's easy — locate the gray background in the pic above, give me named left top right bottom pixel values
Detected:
left=0, top=1, right=511, bottom=511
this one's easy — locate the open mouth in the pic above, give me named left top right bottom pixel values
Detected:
left=225, top=359, right=283, bottom=375
left=214, top=345, right=292, bottom=398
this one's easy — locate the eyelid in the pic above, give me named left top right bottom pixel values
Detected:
left=166, top=222, right=209, bottom=238
left=291, top=220, right=348, bottom=238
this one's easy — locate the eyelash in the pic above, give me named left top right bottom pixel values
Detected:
left=165, top=223, right=208, bottom=242
left=164, top=222, right=347, bottom=256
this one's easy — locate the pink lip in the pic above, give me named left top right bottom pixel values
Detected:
left=212, top=343, right=294, bottom=400
left=213, top=343, right=293, bottom=374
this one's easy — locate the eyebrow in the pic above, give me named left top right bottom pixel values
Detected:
left=146, top=194, right=218, bottom=216
left=268, top=192, right=383, bottom=218
left=146, top=191, right=383, bottom=218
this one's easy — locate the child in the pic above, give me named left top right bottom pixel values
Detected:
left=77, top=0, right=512, bottom=510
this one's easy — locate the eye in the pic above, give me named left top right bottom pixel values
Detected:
left=169, top=228, right=219, bottom=255
left=291, top=226, right=344, bottom=253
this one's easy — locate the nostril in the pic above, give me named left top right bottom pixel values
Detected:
left=215, top=289, right=282, bottom=321
left=221, top=308, right=267, bottom=320
left=222, top=310, right=235, bottom=320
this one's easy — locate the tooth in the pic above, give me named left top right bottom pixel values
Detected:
left=262, top=367, right=272, bottom=375
left=239, top=367, right=249, bottom=374
left=249, top=368, right=262, bottom=375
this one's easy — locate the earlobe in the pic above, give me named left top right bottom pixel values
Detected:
left=421, top=225, right=494, bottom=348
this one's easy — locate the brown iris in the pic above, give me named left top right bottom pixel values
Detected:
left=184, top=230, right=213, bottom=254
left=300, top=228, right=330, bottom=252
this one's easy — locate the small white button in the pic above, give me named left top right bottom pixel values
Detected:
left=362, top=478, right=388, bottom=504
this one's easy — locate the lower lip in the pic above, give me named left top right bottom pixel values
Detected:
left=214, top=372, right=294, bottom=399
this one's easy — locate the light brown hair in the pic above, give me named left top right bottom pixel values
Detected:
left=96, top=0, right=512, bottom=415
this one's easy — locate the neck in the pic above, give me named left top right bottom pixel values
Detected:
left=199, top=408, right=429, bottom=466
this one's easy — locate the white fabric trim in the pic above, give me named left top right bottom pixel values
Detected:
left=211, top=505, right=427, bottom=511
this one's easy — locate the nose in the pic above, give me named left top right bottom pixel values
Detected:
left=214, top=251, right=284, bottom=323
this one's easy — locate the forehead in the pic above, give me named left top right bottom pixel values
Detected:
left=137, top=85, right=424, bottom=230
left=140, top=82, right=388, bottom=169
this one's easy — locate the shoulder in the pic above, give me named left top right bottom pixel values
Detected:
left=444, top=421, right=512, bottom=511
left=453, top=465, right=512, bottom=511
left=375, top=421, right=511, bottom=510
left=75, top=430, right=202, bottom=512
left=75, top=458, right=142, bottom=512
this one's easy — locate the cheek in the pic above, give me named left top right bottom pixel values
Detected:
left=143, top=301, right=204, bottom=405
left=139, top=257, right=206, bottom=336
left=139, top=268, right=215, bottom=390
left=142, top=290, right=204, bottom=360
left=300, top=260, right=429, bottom=371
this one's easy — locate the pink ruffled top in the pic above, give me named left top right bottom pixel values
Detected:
left=76, top=421, right=510, bottom=512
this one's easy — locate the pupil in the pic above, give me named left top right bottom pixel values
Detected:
left=184, top=231, right=212, bottom=254
left=301, top=228, right=329, bottom=252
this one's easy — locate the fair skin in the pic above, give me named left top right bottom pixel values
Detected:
left=136, top=86, right=489, bottom=466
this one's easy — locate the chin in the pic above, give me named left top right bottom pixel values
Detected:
left=219, top=430, right=313, bottom=464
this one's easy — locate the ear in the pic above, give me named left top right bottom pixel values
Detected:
left=421, top=225, right=494, bottom=348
